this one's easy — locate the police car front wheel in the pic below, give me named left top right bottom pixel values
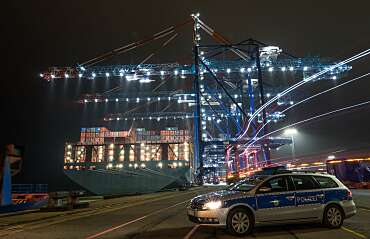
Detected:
left=227, top=208, right=254, bottom=236
left=324, top=205, right=344, bottom=229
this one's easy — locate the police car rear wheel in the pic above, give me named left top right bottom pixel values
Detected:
left=227, top=208, right=254, bottom=236
left=324, top=205, right=344, bottom=228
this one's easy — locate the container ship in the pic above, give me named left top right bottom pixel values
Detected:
left=64, top=127, right=193, bottom=195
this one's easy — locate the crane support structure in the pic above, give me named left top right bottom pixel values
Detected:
left=41, top=14, right=352, bottom=183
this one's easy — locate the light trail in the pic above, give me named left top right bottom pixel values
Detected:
left=245, top=72, right=370, bottom=151
left=244, top=99, right=370, bottom=151
left=238, top=49, right=370, bottom=140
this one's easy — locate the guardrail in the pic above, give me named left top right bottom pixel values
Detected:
left=12, top=184, right=48, bottom=194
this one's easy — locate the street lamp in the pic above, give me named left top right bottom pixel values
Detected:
left=284, top=128, right=298, bottom=160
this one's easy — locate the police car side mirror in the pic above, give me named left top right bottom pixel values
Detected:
left=258, top=187, right=272, bottom=193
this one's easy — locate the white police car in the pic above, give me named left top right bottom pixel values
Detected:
left=187, top=172, right=356, bottom=236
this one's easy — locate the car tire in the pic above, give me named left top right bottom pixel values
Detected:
left=323, top=204, right=344, bottom=229
left=227, top=207, right=254, bottom=236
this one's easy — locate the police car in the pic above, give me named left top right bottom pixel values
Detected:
left=187, top=172, right=356, bottom=236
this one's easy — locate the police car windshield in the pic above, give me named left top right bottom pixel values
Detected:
left=228, top=176, right=267, bottom=191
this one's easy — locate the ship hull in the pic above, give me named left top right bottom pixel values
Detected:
left=64, top=166, right=191, bottom=195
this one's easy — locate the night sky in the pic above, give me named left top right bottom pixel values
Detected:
left=2, top=1, right=370, bottom=190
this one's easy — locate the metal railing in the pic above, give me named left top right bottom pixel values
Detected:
left=12, top=184, right=48, bottom=194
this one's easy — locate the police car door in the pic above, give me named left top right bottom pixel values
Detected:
left=255, top=176, right=296, bottom=222
left=291, top=175, right=324, bottom=220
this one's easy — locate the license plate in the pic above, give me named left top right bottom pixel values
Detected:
left=188, top=209, right=195, bottom=216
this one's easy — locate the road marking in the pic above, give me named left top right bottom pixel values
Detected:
left=342, top=226, right=367, bottom=239
left=359, top=207, right=370, bottom=213
left=85, top=200, right=189, bottom=239
left=0, top=189, right=204, bottom=237
left=183, top=225, right=200, bottom=239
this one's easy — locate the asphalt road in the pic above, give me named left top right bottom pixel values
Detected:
left=0, top=187, right=369, bottom=239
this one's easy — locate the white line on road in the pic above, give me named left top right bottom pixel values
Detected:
left=85, top=200, right=189, bottom=239
left=183, top=225, right=200, bottom=239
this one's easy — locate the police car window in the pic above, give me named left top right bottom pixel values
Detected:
left=313, top=176, right=338, bottom=188
left=228, top=176, right=266, bottom=191
left=291, top=175, right=319, bottom=190
left=258, top=176, right=287, bottom=193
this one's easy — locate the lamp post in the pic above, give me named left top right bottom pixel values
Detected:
left=327, top=155, right=335, bottom=160
left=284, top=128, right=298, bottom=160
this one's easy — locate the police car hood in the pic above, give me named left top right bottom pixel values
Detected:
left=193, top=190, right=252, bottom=203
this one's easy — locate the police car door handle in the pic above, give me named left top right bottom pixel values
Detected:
left=317, top=194, right=325, bottom=198
left=286, top=195, right=295, bottom=201
left=270, top=200, right=280, bottom=206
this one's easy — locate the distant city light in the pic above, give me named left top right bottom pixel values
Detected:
left=303, top=66, right=308, bottom=71
left=268, top=67, right=274, bottom=72
left=289, top=66, right=294, bottom=71
left=284, top=128, right=298, bottom=135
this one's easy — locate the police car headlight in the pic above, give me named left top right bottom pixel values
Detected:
left=202, top=200, right=222, bottom=210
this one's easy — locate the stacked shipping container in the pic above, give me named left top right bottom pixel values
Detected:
left=65, top=127, right=192, bottom=167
